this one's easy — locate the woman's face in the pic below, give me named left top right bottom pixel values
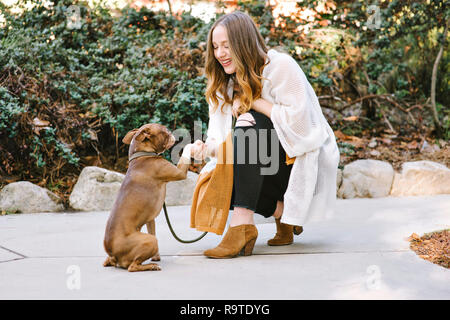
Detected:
left=212, top=25, right=236, bottom=74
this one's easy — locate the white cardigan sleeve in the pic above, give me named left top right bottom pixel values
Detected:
left=268, top=53, right=328, bottom=158
left=204, top=81, right=234, bottom=159
left=205, top=101, right=220, bottom=158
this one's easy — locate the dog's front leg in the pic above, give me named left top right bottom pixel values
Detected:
left=146, top=220, right=160, bottom=261
left=158, top=155, right=191, bottom=182
left=166, top=144, right=193, bottom=181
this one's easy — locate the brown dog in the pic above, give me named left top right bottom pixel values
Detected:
left=103, top=123, right=191, bottom=272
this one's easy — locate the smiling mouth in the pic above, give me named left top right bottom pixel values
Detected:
left=221, top=59, right=232, bottom=67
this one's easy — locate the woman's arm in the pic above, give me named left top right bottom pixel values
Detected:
left=203, top=100, right=222, bottom=159
left=265, top=53, right=328, bottom=158
left=252, top=98, right=273, bottom=118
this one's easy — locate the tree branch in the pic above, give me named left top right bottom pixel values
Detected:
left=166, top=0, right=173, bottom=15
left=430, top=18, right=449, bottom=137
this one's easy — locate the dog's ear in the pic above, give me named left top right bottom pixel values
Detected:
left=134, top=131, right=153, bottom=142
left=122, top=129, right=139, bottom=145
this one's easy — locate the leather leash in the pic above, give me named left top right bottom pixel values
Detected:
left=129, top=151, right=208, bottom=243
left=163, top=202, right=207, bottom=243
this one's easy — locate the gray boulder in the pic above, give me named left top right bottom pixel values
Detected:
left=69, top=166, right=125, bottom=211
left=338, top=160, right=394, bottom=199
left=336, top=168, right=343, bottom=190
left=0, top=181, right=64, bottom=213
left=390, top=161, right=450, bottom=196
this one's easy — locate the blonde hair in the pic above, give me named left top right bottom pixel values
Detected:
left=205, top=11, right=269, bottom=115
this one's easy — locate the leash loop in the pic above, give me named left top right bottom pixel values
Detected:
left=163, top=202, right=207, bottom=243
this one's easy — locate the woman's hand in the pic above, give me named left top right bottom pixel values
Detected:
left=191, top=140, right=207, bottom=161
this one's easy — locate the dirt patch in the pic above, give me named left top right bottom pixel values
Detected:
left=334, top=130, right=450, bottom=171
left=408, top=230, right=450, bottom=269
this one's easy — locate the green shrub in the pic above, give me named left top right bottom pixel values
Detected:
left=0, top=0, right=209, bottom=184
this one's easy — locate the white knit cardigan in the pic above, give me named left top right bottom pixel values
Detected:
left=202, top=49, right=340, bottom=226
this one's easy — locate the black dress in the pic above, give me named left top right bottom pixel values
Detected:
left=229, top=109, right=293, bottom=218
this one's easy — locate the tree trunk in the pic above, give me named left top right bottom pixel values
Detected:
left=166, top=0, right=173, bottom=15
left=430, top=19, right=449, bottom=138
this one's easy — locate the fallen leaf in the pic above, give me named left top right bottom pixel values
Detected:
left=409, top=233, right=421, bottom=241
left=32, top=117, right=51, bottom=135
left=334, top=130, right=348, bottom=140
left=33, top=117, right=50, bottom=127
left=407, top=140, right=419, bottom=149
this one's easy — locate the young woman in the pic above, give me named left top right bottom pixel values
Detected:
left=190, top=11, right=340, bottom=258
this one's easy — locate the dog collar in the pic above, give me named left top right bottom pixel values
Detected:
left=128, top=151, right=162, bottom=162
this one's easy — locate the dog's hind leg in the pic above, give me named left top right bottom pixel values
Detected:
left=103, top=256, right=116, bottom=267
left=126, top=233, right=161, bottom=272
left=146, top=220, right=160, bottom=261
left=128, top=261, right=161, bottom=272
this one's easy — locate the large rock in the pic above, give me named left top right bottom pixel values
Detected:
left=0, top=181, right=64, bottom=213
left=338, top=160, right=394, bottom=199
left=69, top=166, right=125, bottom=211
left=165, top=171, right=199, bottom=206
left=390, top=161, right=450, bottom=196
left=336, top=168, right=343, bottom=190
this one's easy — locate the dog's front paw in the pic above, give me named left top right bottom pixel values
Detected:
left=151, top=253, right=161, bottom=261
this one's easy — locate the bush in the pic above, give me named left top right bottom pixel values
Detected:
left=0, top=0, right=209, bottom=190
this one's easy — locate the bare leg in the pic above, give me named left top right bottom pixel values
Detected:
left=272, top=200, right=283, bottom=219
left=230, top=207, right=255, bottom=227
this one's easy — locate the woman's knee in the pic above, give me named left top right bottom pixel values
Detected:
left=235, top=112, right=256, bottom=127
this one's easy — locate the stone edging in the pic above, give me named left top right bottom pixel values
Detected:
left=1, top=160, right=449, bottom=213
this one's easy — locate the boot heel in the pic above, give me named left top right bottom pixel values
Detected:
left=293, top=226, right=303, bottom=235
left=241, top=238, right=256, bottom=256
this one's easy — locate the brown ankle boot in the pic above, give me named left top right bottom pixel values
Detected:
left=267, top=218, right=303, bottom=246
left=203, top=224, right=258, bottom=259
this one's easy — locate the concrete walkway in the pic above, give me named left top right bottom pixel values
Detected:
left=0, top=195, right=449, bottom=300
